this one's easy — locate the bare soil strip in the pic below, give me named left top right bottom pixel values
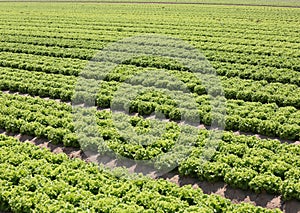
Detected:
left=1, top=129, right=300, bottom=212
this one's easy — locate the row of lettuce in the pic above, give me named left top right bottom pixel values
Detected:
left=1, top=33, right=299, bottom=59
left=122, top=56, right=300, bottom=108
left=0, top=37, right=299, bottom=72
left=2, top=17, right=299, bottom=44
left=1, top=30, right=299, bottom=86
left=1, top=65, right=300, bottom=140
left=2, top=21, right=298, bottom=48
left=95, top=111, right=300, bottom=201
left=0, top=92, right=299, bottom=200
left=0, top=39, right=299, bottom=88
left=0, top=135, right=280, bottom=212
left=96, top=80, right=300, bottom=141
left=1, top=19, right=299, bottom=59
left=0, top=50, right=299, bottom=108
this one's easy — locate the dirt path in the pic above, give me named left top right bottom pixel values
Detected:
left=161, top=172, right=300, bottom=213
left=1, top=129, right=300, bottom=212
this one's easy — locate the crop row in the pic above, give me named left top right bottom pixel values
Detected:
left=96, top=81, right=300, bottom=140
left=98, top=77, right=300, bottom=123
left=0, top=52, right=85, bottom=76
left=2, top=32, right=299, bottom=60
left=80, top=110, right=300, bottom=201
left=105, top=41, right=299, bottom=71
left=1, top=32, right=299, bottom=85
left=0, top=135, right=278, bottom=212
left=1, top=64, right=300, bottom=140
left=119, top=59, right=300, bottom=108
left=2, top=17, right=297, bottom=38
left=0, top=67, right=75, bottom=101
left=0, top=92, right=74, bottom=146
left=1, top=16, right=299, bottom=45
left=2, top=54, right=299, bottom=110
left=1, top=35, right=298, bottom=87
left=1, top=26, right=299, bottom=71
left=204, top=50, right=300, bottom=71
left=0, top=91, right=299, bottom=200
left=213, top=62, right=300, bottom=86
left=0, top=41, right=95, bottom=60
left=2, top=29, right=300, bottom=56
left=5, top=58, right=297, bottom=131
left=0, top=34, right=104, bottom=50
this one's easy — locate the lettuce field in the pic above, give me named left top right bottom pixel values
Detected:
left=0, top=1, right=299, bottom=212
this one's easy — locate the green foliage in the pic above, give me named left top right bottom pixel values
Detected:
left=0, top=135, right=279, bottom=212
